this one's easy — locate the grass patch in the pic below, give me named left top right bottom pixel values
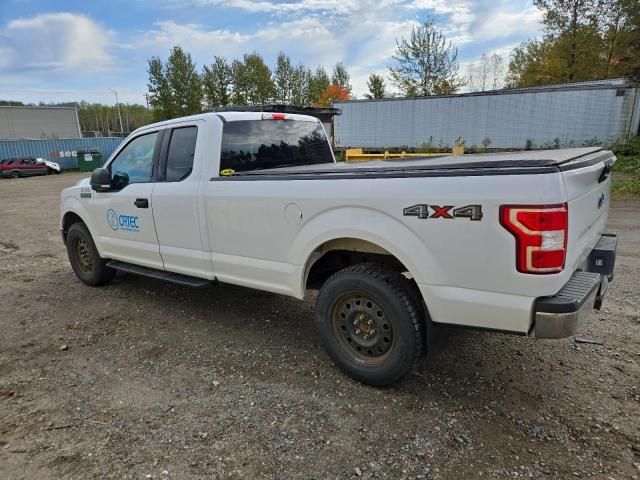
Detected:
left=614, top=154, right=640, bottom=174
left=612, top=154, right=640, bottom=197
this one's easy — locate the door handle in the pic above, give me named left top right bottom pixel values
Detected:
left=134, top=198, right=149, bottom=208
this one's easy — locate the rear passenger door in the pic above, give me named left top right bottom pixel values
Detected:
left=151, top=123, right=211, bottom=278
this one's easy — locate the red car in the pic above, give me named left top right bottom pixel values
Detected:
left=0, top=157, right=50, bottom=178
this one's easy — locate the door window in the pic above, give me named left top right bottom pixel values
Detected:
left=109, top=132, right=158, bottom=188
left=165, top=127, right=197, bottom=182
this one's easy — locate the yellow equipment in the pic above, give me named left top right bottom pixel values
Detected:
left=344, top=148, right=454, bottom=163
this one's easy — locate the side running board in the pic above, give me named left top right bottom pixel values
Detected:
left=106, top=260, right=213, bottom=288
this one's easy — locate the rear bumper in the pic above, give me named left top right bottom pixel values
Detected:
left=533, top=233, right=616, bottom=339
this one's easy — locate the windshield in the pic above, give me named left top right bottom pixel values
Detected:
left=220, top=119, right=334, bottom=173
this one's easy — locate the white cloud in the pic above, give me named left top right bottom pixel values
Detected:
left=473, top=5, right=542, bottom=40
left=0, top=13, right=114, bottom=74
left=138, top=1, right=416, bottom=97
left=0, top=2, right=544, bottom=102
left=138, top=17, right=344, bottom=68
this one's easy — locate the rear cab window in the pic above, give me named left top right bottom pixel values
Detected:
left=220, top=119, right=333, bottom=173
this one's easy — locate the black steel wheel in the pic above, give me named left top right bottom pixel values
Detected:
left=315, top=263, right=425, bottom=386
left=331, top=293, right=394, bottom=365
left=66, top=222, right=115, bottom=286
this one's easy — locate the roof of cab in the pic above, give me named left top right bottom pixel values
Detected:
left=134, top=111, right=319, bottom=135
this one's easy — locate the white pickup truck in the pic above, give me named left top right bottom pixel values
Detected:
left=60, top=112, right=617, bottom=385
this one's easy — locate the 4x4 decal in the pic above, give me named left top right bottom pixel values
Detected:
left=403, top=204, right=483, bottom=221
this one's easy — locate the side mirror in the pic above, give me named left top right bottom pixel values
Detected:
left=111, top=171, right=129, bottom=191
left=90, top=168, right=111, bottom=192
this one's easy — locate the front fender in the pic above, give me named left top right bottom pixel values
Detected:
left=60, top=198, right=99, bottom=249
left=291, top=206, right=444, bottom=292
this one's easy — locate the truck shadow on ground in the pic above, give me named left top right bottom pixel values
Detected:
left=102, top=271, right=556, bottom=407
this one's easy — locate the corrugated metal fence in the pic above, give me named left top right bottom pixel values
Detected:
left=0, top=137, right=124, bottom=170
left=334, top=79, right=640, bottom=150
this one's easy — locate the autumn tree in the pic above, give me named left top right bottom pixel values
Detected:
left=534, top=0, right=600, bottom=81
left=202, top=56, right=232, bottom=109
left=389, top=19, right=464, bottom=96
left=604, top=0, right=640, bottom=80
left=365, top=73, right=386, bottom=99
left=507, top=0, right=639, bottom=86
left=315, top=84, right=350, bottom=107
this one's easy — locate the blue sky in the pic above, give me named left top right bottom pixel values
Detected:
left=0, top=0, right=543, bottom=105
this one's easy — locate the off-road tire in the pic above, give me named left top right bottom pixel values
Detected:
left=314, top=263, right=425, bottom=386
left=66, top=223, right=116, bottom=286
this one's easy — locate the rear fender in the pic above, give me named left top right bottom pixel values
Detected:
left=292, top=206, right=443, bottom=297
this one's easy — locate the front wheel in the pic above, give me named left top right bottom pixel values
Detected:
left=66, top=223, right=116, bottom=286
left=314, top=263, right=425, bottom=386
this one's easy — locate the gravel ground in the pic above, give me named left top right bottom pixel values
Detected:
left=0, top=173, right=638, bottom=480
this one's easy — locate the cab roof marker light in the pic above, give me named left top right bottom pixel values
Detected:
left=262, top=113, right=286, bottom=120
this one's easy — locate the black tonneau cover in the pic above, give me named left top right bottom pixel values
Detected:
left=215, top=147, right=614, bottom=181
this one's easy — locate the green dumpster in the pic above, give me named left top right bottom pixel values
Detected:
left=77, top=149, right=103, bottom=172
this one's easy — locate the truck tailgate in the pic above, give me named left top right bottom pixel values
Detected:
left=560, top=149, right=615, bottom=272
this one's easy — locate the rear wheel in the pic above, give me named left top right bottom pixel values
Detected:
left=315, top=263, right=425, bottom=386
left=66, top=223, right=115, bottom=286
left=11, top=171, right=20, bottom=179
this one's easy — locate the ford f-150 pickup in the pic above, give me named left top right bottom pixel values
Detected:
left=59, top=112, right=617, bottom=385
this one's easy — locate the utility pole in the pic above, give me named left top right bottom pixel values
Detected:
left=108, top=88, right=124, bottom=134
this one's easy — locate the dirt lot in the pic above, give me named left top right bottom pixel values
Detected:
left=0, top=173, right=638, bottom=480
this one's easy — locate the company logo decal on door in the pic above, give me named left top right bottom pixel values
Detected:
left=106, top=208, right=140, bottom=232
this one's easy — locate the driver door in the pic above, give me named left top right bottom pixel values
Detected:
left=90, top=130, right=164, bottom=269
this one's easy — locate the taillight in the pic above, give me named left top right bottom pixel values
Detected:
left=499, top=203, right=568, bottom=274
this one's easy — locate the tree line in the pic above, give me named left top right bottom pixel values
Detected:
left=147, top=48, right=353, bottom=122
left=76, top=101, right=151, bottom=135
left=506, top=0, right=639, bottom=87
left=145, top=18, right=475, bottom=121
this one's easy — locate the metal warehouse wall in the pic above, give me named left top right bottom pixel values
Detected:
left=334, top=81, right=640, bottom=149
left=0, top=137, right=124, bottom=169
left=0, top=106, right=81, bottom=139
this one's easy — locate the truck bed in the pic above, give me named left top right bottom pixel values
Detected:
left=222, top=147, right=611, bottom=180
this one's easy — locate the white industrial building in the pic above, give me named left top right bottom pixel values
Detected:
left=0, top=106, right=81, bottom=139
left=334, top=78, right=640, bottom=150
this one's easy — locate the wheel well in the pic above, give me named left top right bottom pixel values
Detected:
left=305, top=238, right=411, bottom=290
left=61, top=212, right=85, bottom=242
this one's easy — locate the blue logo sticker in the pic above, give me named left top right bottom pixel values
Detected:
left=106, top=208, right=139, bottom=232
left=107, top=209, right=119, bottom=230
